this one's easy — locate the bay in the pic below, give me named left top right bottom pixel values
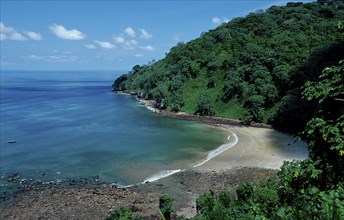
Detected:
left=0, top=70, right=227, bottom=188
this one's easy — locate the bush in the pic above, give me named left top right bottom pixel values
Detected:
left=195, top=94, right=215, bottom=116
left=196, top=192, right=216, bottom=215
left=159, top=194, right=174, bottom=220
left=106, top=207, right=132, bottom=220
left=236, top=181, right=253, bottom=202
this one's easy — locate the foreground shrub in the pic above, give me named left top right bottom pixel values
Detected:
left=106, top=206, right=143, bottom=220
left=159, top=194, right=174, bottom=220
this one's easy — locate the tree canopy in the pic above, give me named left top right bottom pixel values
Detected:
left=113, top=0, right=344, bottom=132
left=110, top=1, right=344, bottom=219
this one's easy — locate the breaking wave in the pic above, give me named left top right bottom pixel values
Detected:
left=194, top=130, right=238, bottom=167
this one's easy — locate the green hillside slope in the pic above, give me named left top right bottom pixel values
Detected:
left=113, top=0, right=344, bottom=132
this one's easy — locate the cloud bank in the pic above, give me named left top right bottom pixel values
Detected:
left=0, top=22, right=42, bottom=41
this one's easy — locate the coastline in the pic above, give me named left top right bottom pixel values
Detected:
left=136, top=96, right=308, bottom=171
left=0, top=93, right=309, bottom=219
left=136, top=97, right=271, bottom=129
left=1, top=167, right=277, bottom=219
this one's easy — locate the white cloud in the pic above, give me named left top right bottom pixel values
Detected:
left=124, top=27, right=135, bottom=37
left=212, top=17, right=221, bottom=24
left=135, top=54, right=143, bottom=57
left=0, top=33, right=7, bottom=41
left=114, top=36, right=125, bottom=43
left=212, top=17, right=229, bottom=24
left=49, top=24, right=85, bottom=40
left=114, top=34, right=138, bottom=49
left=84, top=44, right=96, bottom=49
left=27, top=54, right=43, bottom=60
left=0, top=22, right=28, bottom=41
left=26, top=31, right=43, bottom=40
left=94, top=40, right=116, bottom=49
left=140, top=45, right=154, bottom=51
left=130, top=39, right=138, bottom=45
left=123, top=39, right=138, bottom=50
left=0, top=22, right=14, bottom=33
left=26, top=54, right=78, bottom=62
left=10, top=32, right=27, bottom=41
left=47, top=55, right=79, bottom=62
left=140, top=29, right=152, bottom=40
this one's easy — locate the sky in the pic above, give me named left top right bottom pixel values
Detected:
left=1, top=0, right=313, bottom=71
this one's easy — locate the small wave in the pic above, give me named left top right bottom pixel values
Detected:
left=110, top=183, right=134, bottom=188
left=194, top=131, right=238, bottom=167
left=142, top=169, right=182, bottom=183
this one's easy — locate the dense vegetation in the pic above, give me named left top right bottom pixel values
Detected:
left=108, top=60, right=344, bottom=220
left=113, top=0, right=344, bottom=132
left=188, top=60, right=344, bottom=219
left=110, top=0, right=344, bottom=219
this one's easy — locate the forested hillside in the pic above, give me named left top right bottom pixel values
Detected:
left=109, top=1, right=344, bottom=219
left=113, top=0, right=344, bottom=132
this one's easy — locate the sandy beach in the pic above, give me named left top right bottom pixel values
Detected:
left=194, top=125, right=308, bottom=172
left=0, top=98, right=309, bottom=219
left=138, top=98, right=308, bottom=171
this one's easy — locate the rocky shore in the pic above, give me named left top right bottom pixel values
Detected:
left=0, top=93, right=308, bottom=219
left=135, top=97, right=271, bottom=129
left=0, top=167, right=276, bottom=219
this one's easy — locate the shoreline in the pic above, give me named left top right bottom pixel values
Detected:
left=135, top=95, right=308, bottom=171
left=136, top=97, right=271, bottom=129
left=0, top=93, right=309, bottom=219
left=1, top=167, right=277, bottom=219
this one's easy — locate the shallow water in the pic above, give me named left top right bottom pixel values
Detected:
left=0, top=70, right=231, bottom=188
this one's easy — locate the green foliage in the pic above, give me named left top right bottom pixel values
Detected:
left=106, top=206, right=143, bottom=220
left=303, top=60, right=344, bottom=104
left=110, top=3, right=344, bottom=218
left=210, top=58, right=344, bottom=220
left=159, top=194, right=174, bottom=220
left=108, top=50, right=344, bottom=220
left=195, top=94, right=215, bottom=116
left=236, top=181, right=253, bottom=202
left=300, top=60, right=344, bottom=188
left=113, top=0, right=344, bottom=131
left=179, top=52, right=344, bottom=220
left=106, top=5, right=344, bottom=220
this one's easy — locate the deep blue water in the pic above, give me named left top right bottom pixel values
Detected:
left=0, top=70, right=226, bottom=187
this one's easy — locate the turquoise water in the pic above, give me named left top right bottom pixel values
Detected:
left=0, top=70, right=228, bottom=187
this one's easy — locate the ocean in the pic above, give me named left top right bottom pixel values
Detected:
left=0, top=70, right=235, bottom=190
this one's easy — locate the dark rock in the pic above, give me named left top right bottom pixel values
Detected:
left=129, top=205, right=141, bottom=212
left=7, top=173, right=20, bottom=182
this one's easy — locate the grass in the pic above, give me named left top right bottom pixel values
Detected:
left=180, top=73, right=242, bottom=119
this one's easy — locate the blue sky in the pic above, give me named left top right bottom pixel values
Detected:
left=1, top=0, right=313, bottom=71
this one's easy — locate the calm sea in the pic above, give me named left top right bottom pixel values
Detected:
left=0, top=70, right=231, bottom=189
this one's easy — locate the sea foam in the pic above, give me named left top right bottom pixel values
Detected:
left=194, top=130, right=238, bottom=167
left=142, top=169, right=183, bottom=183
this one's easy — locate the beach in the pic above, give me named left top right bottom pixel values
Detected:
left=194, top=125, right=308, bottom=172
left=0, top=104, right=308, bottom=219
left=138, top=98, right=308, bottom=171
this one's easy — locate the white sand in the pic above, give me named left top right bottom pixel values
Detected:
left=193, top=126, right=309, bottom=172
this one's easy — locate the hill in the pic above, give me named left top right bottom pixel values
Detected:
left=113, top=0, right=344, bottom=132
